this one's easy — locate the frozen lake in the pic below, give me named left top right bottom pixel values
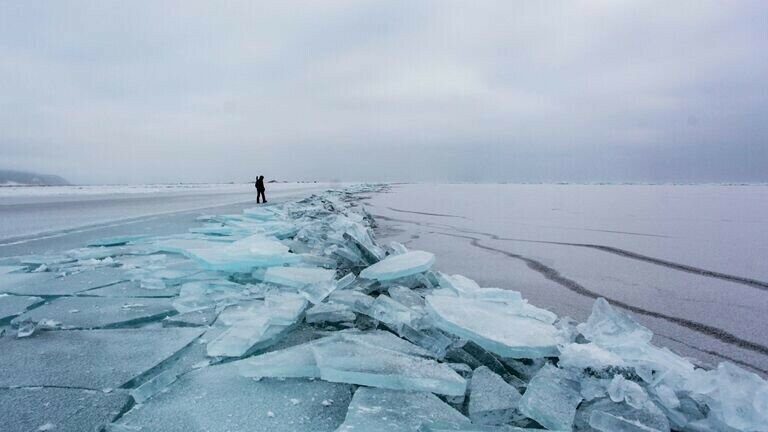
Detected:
left=1, top=183, right=767, bottom=431
left=0, top=183, right=335, bottom=254
left=366, top=183, right=768, bottom=375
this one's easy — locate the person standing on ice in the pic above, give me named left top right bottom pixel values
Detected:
left=255, top=175, right=267, bottom=203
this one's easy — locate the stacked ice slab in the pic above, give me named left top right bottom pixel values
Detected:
left=2, top=185, right=767, bottom=432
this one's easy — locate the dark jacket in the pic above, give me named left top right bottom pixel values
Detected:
left=255, top=178, right=265, bottom=191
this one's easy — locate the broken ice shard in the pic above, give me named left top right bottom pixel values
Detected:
left=691, top=361, right=768, bottom=431
left=437, top=273, right=481, bottom=295
left=163, top=307, right=217, bottom=327
left=558, top=342, right=626, bottom=370
left=0, top=328, right=203, bottom=389
left=83, top=280, right=180, bottom=298
left=608, top=375, right=649, bottom=409
left=237, top=331, right=465, bottom=395
left=311, top=333, right=466, bottom=395
left=305, top=302, right=356, bottom=324
left=360, top=250, right=435, bottom=281
left=579, top=397, right=671, bottom=432
left=186, top=234, right=300, bottom=272
left=256, top=266, right=336, bottom=289
left=468, top=366, right=523, bottom=425
left=518, top=364, right=582, bottom=431
left=398, top=325, right=454, bottom=359
left=236, top=342, right=320, bottom=379
left=589, top=410, right=666, bottom=432
left=327, top=290, right=375, bottom=314
left=2, top=268, right=126, bottom=296
left=0, top=294, right=43, bottom=324
left=388, top=285, right=426, bottom=307
left=115, top=365, right=353, bottom=432
left=426, top=295, right=562, bottom=358
left=336, top=387, right=470, bottom=432
left=577, top=298, right=696, bottom=384
left=206, top=293, right=307, bottom=358
left=368, top=294, right=418, bottom=330
left=130, top=369, right=179, bottom=404
left=255, top=266, right=343, bottom=303
left=577, top=297, right=653, bottom=347
left=173, top=280, right=254, bottom=313
left=12, top=296, right=176, bottom=330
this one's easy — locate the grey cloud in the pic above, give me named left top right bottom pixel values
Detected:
left=1, top=1, right=766, bottom=183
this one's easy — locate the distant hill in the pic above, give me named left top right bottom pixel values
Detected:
left=0, top=169, right=70, bottom=186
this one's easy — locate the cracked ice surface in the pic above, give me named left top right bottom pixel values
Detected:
left=0, top=328, right=203, bottom=389
left=2, top=184, right=768, bottom=432
left=0, top=387, right=132, bottom=432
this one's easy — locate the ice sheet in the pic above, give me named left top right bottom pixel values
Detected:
left=360, top=250, right=436, bottom=281
left=12, top=296, right=175, bottom=329
left=237, top=331, right=465, bottom=395
left=0, top=387, right=131, bottom=432
left=0, top=328, right=203, bottom=389
left=186, top=234, right=300, bottom=272
left=517, top=364, right=582, bottom=431
left=206, top=293, right=307, bottom=358
left=0, top=294, right=43, bottom=324
left=426, top=295, right=563, bottom=358
left=115, top=365, right=353, bottom=432
left=336, top=387, right=469, bottom=432
left=2, top=184, right=766, bottom=432
left=1, top=267, right=127, bottom=296
left=468, top=366, right=523, bottom=425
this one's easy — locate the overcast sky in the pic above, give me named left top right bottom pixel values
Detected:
left=1, top=1, right=767, bottom=184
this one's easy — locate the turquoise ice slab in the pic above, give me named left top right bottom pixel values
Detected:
left=0, top=328, right=203, bottom=389
left=163, top=307, right=218, bottom=327
left=518, top=364, right=583, bottom=431
left=336, top=387, right=470, bottom=432
left=236, top=342, right=320, bottom=379
left=558, top=342, right=626, bottom=370
left=186, top=234, right=300, bottom=272
left=425, top=295, right=562, bottom=358
left=0, top=387, right=131, bottom=432
left=258, top=266, right=337, bottom=289
left=312, top=335, right=466, bottom=395
left=12, top=296, right=176, bottom=329
left=115, top=366, right=353, bottom=432
left=236, top=331, right=464, bottom=395
left=206, top=294, right=307, bottom=358
left=1, top=267, right=127, bottom=296
left=468, top=366, right=523, bottom=425
left=173, top=279, right=251, bottom=313
left=305, top=302, right=356, bottom=324
left=360, top=250, right=435, bottom=281
left=0, top=294, right=43, bottom=324
left=368, top=294, right=417, bottom=329
left=0, top=272, right=54, bottom=294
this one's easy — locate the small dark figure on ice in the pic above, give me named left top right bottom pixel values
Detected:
left=255, top=175, right=267, bottom=203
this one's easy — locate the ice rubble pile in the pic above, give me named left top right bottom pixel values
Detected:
left=1, top=185, right=767, bottom=432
